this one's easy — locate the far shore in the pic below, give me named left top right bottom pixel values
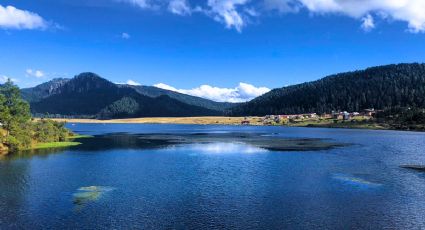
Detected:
left=46, top=116, right=424, bottom=132
left=47, top=117, right=264, bottom=125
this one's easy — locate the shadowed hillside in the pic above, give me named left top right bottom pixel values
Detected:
left=26, top=73, right=221, bottom=118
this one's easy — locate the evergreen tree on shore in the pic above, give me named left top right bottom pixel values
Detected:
left=0, top=80, right=72, bottom=152
left=0, top=80, right=32, bottom=151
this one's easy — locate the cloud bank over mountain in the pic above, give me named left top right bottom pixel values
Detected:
left=154, top=82, right=270, bottom=103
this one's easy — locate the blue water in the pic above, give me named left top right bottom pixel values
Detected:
left=1, top=124, right=425, bottom=229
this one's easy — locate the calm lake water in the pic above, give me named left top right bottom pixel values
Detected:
left=1, top=124, right=425, bottom=229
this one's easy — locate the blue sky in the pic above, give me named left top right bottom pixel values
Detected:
left=1, top=0, right=425, bottom=102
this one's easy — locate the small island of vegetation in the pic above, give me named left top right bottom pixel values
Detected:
left=0, top=80, right=79, bottom=154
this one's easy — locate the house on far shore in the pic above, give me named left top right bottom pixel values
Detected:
left=351, top=112, right=360, bottom=117
left=304, top=113, right=318, bottom=119
left=364, top=109, right=376, bottom=116
left=342, top=111, right=350, bottom=121
left=241, top=120, right=250, bottom=125
left=331, top=111, right=351, bottom=120
left=321, top=114, right=333, bottom=119
left=332, top=111, right=341, bottom=120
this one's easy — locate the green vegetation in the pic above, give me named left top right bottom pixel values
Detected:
left=68, top=134, right=93, bottom=139
left=0, top=80, right=75, bottom=153
left=32, top=119, right=73, bottom=143
left=31, top=142, right=81, bottom=150
left=375, top=107, right=425, bottom=131
left=230, top=63, right=425, bottom=116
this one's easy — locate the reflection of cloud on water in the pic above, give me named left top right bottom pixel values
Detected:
left=167, top=143, right=268, bottom=154
left=332, top=173, right=382, bottom=189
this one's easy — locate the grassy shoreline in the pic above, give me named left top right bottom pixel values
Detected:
left=30, top=141, right=82, bottom=150
left=51, top=117, right=387, bottom=129
left=3, top=134, right=91, bottom=154
left=51, top=117, right=424, bottom=132
left=22, top=134, right=93, bottom=151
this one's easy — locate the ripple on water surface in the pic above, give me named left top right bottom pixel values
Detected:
left=332, top=173, right=383, bottom=189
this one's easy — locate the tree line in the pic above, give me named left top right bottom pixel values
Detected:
left=230, top=63, right=425, bottom=116
left=0, top=80, right=72, bottom=152
left=375, top=107, right=425, bottom=131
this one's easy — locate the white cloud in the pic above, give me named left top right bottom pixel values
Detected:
left=0, top=75, right=19, bottom=84
left=168, top=0, right=192, bottom=15
left=289, top=0, right=425, bottom=32
left=244, top=7, right=259, bottom=17
left=26, top=69, right=45, bottom=78
left=154, top=82, right=270, bottom=103
left=126, top=79, right=141, bottom=85
left=361, top=14, right=375, bottom=31
left=154, top=83, right=177, bottom=91
left=0, top=5, right=47, bottom=30
left=207, top=0, right=249, bottom=32
left=119, top=0, right=151, bottom=8
left=121, top=32, right=131, bottom=39
left=121, top=0, right=251, bottom=32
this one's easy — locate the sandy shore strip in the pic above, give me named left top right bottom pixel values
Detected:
left=47, top=116, right=264, bottom=125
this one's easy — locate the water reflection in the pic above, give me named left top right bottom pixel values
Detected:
left=166, top=143, right=268, bottom=154
left=71, top=132, right=348, bottom=152
left=0, top=148, right=68, bottom=161
left=332, top=173, right=383, bottom=189
left=0, top=132, right=348, bottom=161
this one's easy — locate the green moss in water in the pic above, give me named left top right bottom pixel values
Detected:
left=68, top=135, right=94, bottom=139
left=73, top=186, right=115, bottom=205
left=32, top=142, right=81, bottom=150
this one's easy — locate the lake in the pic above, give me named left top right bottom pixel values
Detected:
left=1, top=124, right=425, bottom=229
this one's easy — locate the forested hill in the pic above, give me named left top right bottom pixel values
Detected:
left=27, top=73, right=221, bottom=118
left=229, top=63, right=425, bottom=116
left=22, top=73, right=235, bottom=118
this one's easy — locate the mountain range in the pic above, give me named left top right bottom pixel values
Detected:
left=21, top=63, right=425, bottom=118
left=21, top=73, right=234, bottom=118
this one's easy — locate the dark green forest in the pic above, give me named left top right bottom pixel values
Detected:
left=230, top=63, right=425, bottom=116
left=97, top=97, right=140, bottom=119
